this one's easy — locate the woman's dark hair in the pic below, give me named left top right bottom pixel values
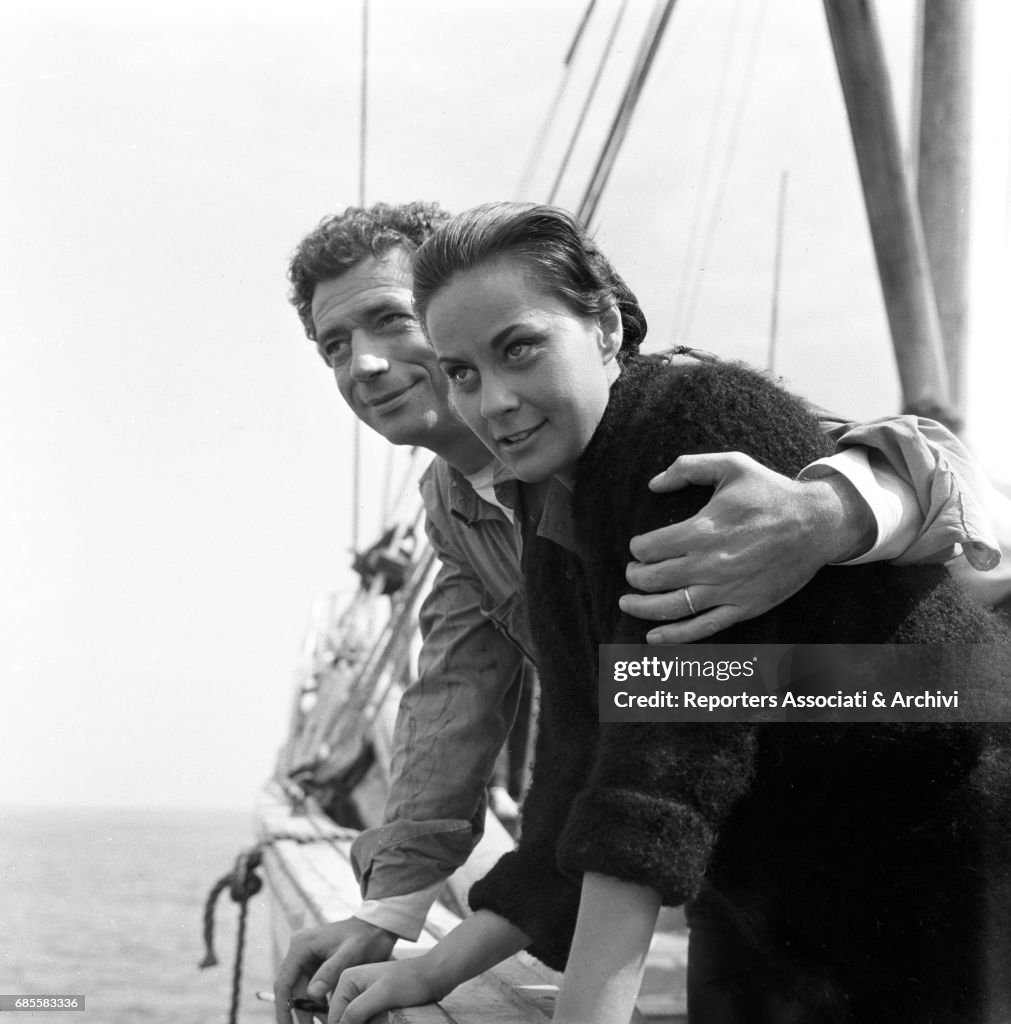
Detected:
left=412, top=202, right=646, bottom=357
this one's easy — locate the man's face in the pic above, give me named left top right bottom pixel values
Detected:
left=311, top=249, right=455, bottom=447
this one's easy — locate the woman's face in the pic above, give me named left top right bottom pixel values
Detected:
left=425, top=259, right=621, bottom=483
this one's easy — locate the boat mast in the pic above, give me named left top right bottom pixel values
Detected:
left=912, top=0, right=973, bottom=428
left=822, top=0, right=959, bottom=431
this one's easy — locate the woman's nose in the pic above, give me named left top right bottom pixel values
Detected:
left=480, top=374, right=519, bottom=419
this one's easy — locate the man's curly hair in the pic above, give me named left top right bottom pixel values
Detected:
left=288, top=201, right=452, bottom=340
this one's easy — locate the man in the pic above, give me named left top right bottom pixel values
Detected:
left=274, top=201, right=1008, bottom=1020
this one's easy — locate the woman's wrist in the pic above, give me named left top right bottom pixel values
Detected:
left=410, top=949, right=457, bottom=1004
left=421, top=910, right=530, bottom=995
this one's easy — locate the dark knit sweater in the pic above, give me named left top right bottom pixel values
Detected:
left=469, top=357, right=1011, bottom=1020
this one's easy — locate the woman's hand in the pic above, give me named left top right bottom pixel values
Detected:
left=329, top=910, right=530, bottom=1024
left=328, top=956, right=448, bottom=1024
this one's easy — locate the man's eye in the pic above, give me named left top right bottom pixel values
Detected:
left=323, top=341, right=350, bottom=366
left=379, top=312, right=415, bottom=330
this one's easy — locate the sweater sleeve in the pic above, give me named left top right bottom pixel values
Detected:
left=555, top=720, right=755, bottom=905
left=468, top=772, right=583, bottom=970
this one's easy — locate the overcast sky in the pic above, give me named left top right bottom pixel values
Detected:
left=2, top=0, right=1007, bottom=812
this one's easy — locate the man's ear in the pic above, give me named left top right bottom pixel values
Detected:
left=599, top=304, right=623, bottom=363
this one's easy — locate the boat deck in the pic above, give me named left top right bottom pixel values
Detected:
left=257, top=785, right=687, bottom=1023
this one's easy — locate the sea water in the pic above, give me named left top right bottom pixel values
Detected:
left=0, top=806, right=277, bottom=1023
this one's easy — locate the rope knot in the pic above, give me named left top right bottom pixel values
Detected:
left=228, top=848, right=264, bottom=903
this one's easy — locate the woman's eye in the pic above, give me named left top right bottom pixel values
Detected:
left=446, top=365, right=477, bottom=387
left=504, top=340, right=533, bottom=361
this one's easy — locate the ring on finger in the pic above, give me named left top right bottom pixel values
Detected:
left=683, top=586, right=698, bottom=617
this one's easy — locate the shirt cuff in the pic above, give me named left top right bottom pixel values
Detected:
left=353, top=880, right=445, bottom=942
left=799, top=447, right=923, bottom=565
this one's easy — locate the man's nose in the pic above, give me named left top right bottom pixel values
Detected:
left=349, top=335, right=389, bottom=381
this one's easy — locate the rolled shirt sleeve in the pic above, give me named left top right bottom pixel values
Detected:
left=800, top=447, right=923, bottom=564
left=812, top=414, right=1001, bottom=571
left=353, top=881, right=445, bottom=942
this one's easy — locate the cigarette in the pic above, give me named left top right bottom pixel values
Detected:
left=254, top=992, right=329, bottom=1014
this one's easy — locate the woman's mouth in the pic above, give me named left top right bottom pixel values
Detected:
left=495, top=421, right=546, bottom=453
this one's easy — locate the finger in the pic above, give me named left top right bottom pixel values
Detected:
left=647, top=452, right=744, bottom=492
left=331, top=978, right=378, bottom=1019
left=628, top=522, right=694, bottom=564
left=336, top=987, right=389, bottom=1024
left=293, top=992, right=317, bottom=1024
left=619, top=587, right=705, bottom=623
left=308, top=952, right=351, bottom=1002
left=643, top=607, right=739, bottom=644
left=272, top=974, right=305, bottom=1024
left=274, top=971, right=296, bottom=1024
left=328, top=971, right=365, bottom=1024
left=273, top=993, right=290, bottom=1024
left=625, top=554, right=693, bottom=591
left=274, top=937, right=324, bottom=1019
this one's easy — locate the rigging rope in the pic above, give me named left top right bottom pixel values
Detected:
left=576, top=0, right=679, bottom=227
left=380, top=444, right=395, bottom=530
left=350, top=0, right=370, bottom=555
left=352, top=420, right=362, bottom=555
left=676, top=0, right=769, bottom=344
left=548, top=0, right=631, bottom=205
left=767, top=169, right=789, bottom=372
left=359, top=0, right=369, bottom=207
left=383, top=446, right=425, bottom=530
left=515, top=0, right=599, bottom=199
left=671, top=0, right=745, bottom=341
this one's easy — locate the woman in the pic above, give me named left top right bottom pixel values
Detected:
left=330, top=203, right=1011, bottom=1024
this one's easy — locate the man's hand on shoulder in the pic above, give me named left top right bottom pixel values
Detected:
left=620, top=452, right=875, bottom=643
left=273, top=917, right=397, bottom=1023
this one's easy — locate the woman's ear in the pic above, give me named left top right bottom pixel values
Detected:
left=599, top=304, right=623, bottom=363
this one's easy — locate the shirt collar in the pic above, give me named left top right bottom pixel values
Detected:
left=446, top=462, right=582, bottom=556
left=446, top=460, right=518, bottom=527
left=533, top=477, right=583, bottom=556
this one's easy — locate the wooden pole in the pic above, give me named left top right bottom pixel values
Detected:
left=914, top=0, right=972, bottom=424
left=822, top=0, right=958, bottom=428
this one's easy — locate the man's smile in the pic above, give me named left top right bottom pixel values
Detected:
left=365, top=381, right=419, bottom=412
